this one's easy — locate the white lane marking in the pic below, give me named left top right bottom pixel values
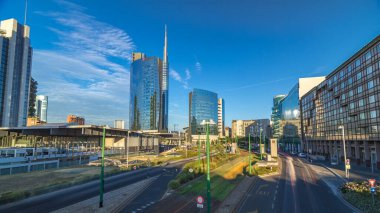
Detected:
left=272, top=202, right=274, bottom=209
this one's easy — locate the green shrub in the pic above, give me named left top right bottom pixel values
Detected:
left=168, top=180, right=180, bottom=189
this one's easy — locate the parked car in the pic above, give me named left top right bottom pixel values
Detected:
left=291, top=151, right=297, bottom=155
left=298, top=153, right=307, bottom=158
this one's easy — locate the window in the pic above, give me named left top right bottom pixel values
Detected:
left=365, top=51, right=372, bottom=60
left=341, top=93, right=346, bottom=100
left=359, top=99, right=364, bottom=107
left=366, top=66, right=373, bottom=75
left=360, top=112, right=366, bottom=120
left=349, top=102, right=355, bottom=109
left=339, top=71, right=344, bottom=78
left=348, top=65, right=352, bottom=73
left=357, top=85, right=363, bottom=93
left=341, top=82, right=345, bottom=90
left=355, top=59, right=361, bottom=67
left=371, top=125, right=378, bottom=133
left=357, top=72, right=362, bottom=80
left=349, top=90, right=354, bottom=97
left=370, top=110, right=377, bottom=119
left=369, top=95, right=376, bottom=104
left=348, top=77, right=353, bottom=84
left=368, top=80, right=374, bottom=89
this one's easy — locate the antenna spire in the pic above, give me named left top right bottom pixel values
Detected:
left=24, top=0, right=28, bottom=25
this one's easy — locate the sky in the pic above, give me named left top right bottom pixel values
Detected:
left=1, top=0, right=380, bottom=130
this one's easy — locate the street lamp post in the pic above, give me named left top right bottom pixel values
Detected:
left=248, top=134, right=252, bottom=174
left=198, top=134, right=201, bottom=172
left=339, top=125, right=348, bottom=179
left=99, top=126, right=106, bottom=208
left=260, top=128, right=263, bottom=160
left=201, top=119, right=215, bottom=213
left=127, top=131, right=130, bottom=169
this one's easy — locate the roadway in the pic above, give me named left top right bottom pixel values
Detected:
left=238, top=154, right=354, bottom=213
left=0, top=158, right=195, bottom=213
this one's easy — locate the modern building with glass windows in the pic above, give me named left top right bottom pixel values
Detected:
left=301, top=35, right=380, bottom=168
left=189, top=89, right=218, bottom=138
left=217, top=98, right=225, bottom=137
left=0, top=19, right=32, bottom=127
left=35, top=95, right=48, bottom=122
left=271, top=95, right=286, bottom=138
left=277, top=77, right=325, bottom=152
left=129, top=54, right=162, bottom=131
left=129, top=26, right=168, bottom=132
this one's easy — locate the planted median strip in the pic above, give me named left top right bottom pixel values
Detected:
left=341, top=181, right=380, bottom=213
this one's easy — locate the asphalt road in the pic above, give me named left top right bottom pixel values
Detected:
left=0, top=158, right=196, bottom=213
left=238, top=154, right=354, bottom=213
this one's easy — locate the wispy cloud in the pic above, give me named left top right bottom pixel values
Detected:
left=170, top=69, right=191, bottom=89
left=33, top=0, right=134, bottom=126
left=195, top=61, right=202, bottom=73
left=225, top=75, right=298, bottom=92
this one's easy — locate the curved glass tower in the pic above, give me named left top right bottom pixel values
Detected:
left=129, top=56, right=161, bottom=130
left=189, top=89, right=218, bottom=135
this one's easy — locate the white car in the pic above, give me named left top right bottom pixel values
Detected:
left=298, top=153, right=307, bottom=158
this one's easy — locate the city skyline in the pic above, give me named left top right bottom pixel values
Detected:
left=1, top=0, right=380, bottom=130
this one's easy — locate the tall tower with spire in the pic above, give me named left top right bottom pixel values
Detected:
left=160, top=25, right=169, bottom=132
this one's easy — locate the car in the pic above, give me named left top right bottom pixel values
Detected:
left=291, top=151, right=297, bottom=155
left=298, top=153, right=307, bottom=158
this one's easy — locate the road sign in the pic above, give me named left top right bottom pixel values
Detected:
left=189, top=168, right=193, bottom=173
left=369, top=179, right=376, bottom=187
left=196, top=196, right=204, bottom=204
left=371, top=187, right=376, bottom=193
left=196, top=195, right=204, bottom=209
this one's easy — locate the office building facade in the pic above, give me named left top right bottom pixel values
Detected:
left=35, top=95, right=48, bottom=122
left=218, top=98, right=225, bottom=137
left=0, top=19, right=32, bottom=127
left=232, top=120, right=255, bottom=138
left=278, top=77, right=325, bottom=151
left=114, top=120, right=125, bottom=129
left=301, top=35, right=380, bottom=168
left=129, top=27, right=168, bottom=132
left=189, top=89, right=218, bottom=136
left=67, top=115, right=85, bottom=125
left=245, top=119, right=271, bottom=139
left=271, top=95, right=286, bottom=138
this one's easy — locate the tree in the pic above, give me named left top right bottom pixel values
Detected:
left=28, top=77, right=38, bottom=117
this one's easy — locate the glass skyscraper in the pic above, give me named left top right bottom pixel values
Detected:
left=129, top=55, right=161, bottom=131
left=0, top=19, right=32, bottom=127
left=129, top=26, right=169, bottom=132
left=35, top=95, right=48, bottom=123
left=189, top=89, right=218, bottom=135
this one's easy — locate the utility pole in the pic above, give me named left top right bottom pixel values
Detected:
left=248, top=134, right=252, bottom=174
left=99, top=127, right=105, bottom=208
left=127, top=131, right=130, bottom=169
left=198, top=134, right=201, bottom=172
left=206, top=122, right=211, bottom=213
left=339, top=125, right=348, bottom=179
left=260, top=128, right=263, bottom=160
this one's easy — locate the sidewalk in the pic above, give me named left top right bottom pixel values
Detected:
left=52, top=176, right=158, bottom=213
left=317, top=160, right=380, bottom=181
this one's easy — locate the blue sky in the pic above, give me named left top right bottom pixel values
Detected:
left=1, top=0, right=380, bottom=130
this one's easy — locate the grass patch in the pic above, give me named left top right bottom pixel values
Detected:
left=177, top=156, right=247, bottom=201
left=341, top=181, right=380, bottom=213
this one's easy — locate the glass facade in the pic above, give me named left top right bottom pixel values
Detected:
left=0, top=38, right=8, bottom=126
left=271, top=95, right=286, bottom=138
left=301, top=35, right=380, bottom=167
left=189, top=89, right=218, bottom=135
left=281, top=84, right=300, bottom=120
left=129, top=56, right=162, bottom=131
